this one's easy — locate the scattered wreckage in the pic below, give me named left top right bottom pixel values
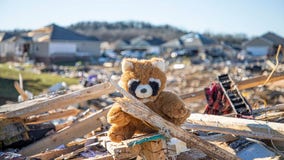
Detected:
left=0, top=70, right=284, bottom=159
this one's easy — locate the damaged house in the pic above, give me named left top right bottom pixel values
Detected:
left=0, top=32, right=32, bottom=62
left=27, top=24, right=100, bottom=63
left=243, top=32, right=284, bottom=57
left=161, top=32, right=230, bottom=60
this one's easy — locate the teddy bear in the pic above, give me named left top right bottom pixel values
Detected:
left=107, top=57, right=190, bottom=142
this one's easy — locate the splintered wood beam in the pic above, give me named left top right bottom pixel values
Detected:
left=253, top=104, right=284, bottom=114
left=19, top=106, right=111, bottom=156
left=0, top=82, right=115, bottom=118
left=255, top=112, right=284, bottom=121
left=180, top=72, right=284, bottom=103
left=14, top=81, right=28, bottom=101
left=110, top=79, right=239, bottom=160
left=200, top=134, right=239, bottom=143
left=100, top=134, right=165, bottom=160
left=55, top=147, right=85, bottom=160
left=185, top=113, right=284, bottom=141
left=104, top=140, right=141, bottom=159
left=29, top=144, right=84, bottom=160
left=24, top=109, right=80, bottom=124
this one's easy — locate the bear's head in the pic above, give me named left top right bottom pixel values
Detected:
left=119, top=58, right=167, bottom=103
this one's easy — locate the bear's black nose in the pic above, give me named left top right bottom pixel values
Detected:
left=140, top=88, right=147, bottom=93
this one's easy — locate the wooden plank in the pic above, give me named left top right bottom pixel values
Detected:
left=255, top=112, right=284, bottom=121
left=14, top=81, right=28, bottom=101
left=200, top=134, right=239, bottom=143
left=100, top=134, right=164, bottom=160
left=253, top=104, right=284, bottom=114
left=103, top=138, right=141, bottom=159
left=19, top=106, right=111, bottom=156
left=110, top=79, right=239, bottom=160
left=55, top=147, right=85, bottom=160
left=29, top=144, right=84, bottom=160
left=89, top=154, right=114, bottom=160
left=139, top=139, right=166, bottom=160
left=25, top=109, right=80, bottom=124
left=180, top=72, right=284, bottom=103
left=0, top=82, right=115, bottom=118
left=185, top=113, right=284, bottom=141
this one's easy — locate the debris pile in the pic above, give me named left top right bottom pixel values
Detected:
left=0, top=67, right=284, bottom=159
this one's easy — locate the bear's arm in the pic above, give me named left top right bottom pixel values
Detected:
left=107, top=102, right=131, bottom=126
left=158, top=91, right=191, bottom=125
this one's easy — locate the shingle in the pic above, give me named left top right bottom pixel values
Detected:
left=48, top=24, right=98, bottom=41
left=261, top=32, right=284, bottom=45
left=0, top=32, right=14, bottom=42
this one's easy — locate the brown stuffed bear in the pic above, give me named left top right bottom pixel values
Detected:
left=107, top=57, right=190, bottom=142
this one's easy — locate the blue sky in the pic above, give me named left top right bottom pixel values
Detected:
left=1, top=0, right=284, bottom=37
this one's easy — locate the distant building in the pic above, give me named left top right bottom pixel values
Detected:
left=161, top=32, right=221, bottom=57
left=0, top=32, right=14, bottom=61
left=27, top=24, right=100, bottom=63
left=109, top=36, right=165, bottom=55
left=110, top=39, right=130, bottom=52
left=0, top=24, right=100, bottom=64
left=243, top=32, right=284, bottom=56
left=0, top=32, right=33, bottom=62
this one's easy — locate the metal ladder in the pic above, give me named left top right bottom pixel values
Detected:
left=218, top=74, right=253, bottom=116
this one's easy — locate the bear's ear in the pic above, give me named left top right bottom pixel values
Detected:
left=121, top=58, right=134, bottom=73
left=151, top=58, right=166, bottom=72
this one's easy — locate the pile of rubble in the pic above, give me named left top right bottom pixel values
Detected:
left=0, top=67, right=284, bottom=160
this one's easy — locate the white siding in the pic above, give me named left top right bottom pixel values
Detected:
left=49, top=42, right=76, bottom=55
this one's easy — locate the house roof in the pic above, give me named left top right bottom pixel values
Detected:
left=162, top=32, right=217, bottom=48
left=261, top=32, right=284, bottom=45
left=243, top=32, right=284, bottom=47
left=242, top=37, right=273, bottom=47
left=130, top=36, right=165, bottom=46
left=0, top=32, right=14, bottom=42
left=28, top=24, right=98, bottom=42
left=4, top=35, right=33, bottom=42
left=181, top=32, right=217, bottom=45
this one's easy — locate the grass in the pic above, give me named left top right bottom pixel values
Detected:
left=0, top=63, right=79, bottom=102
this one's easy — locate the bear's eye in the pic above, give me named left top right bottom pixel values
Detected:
left=149, top=78, right=161, bottom=96
left=128, top=79, right=140, bottom=97
left=128, top=79, right=140, bottom=88
left=149, top=78, right=161, bottom=87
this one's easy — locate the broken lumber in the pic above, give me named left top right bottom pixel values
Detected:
left=24, top=108, right=80, bottom=124
left=14, top=81, right=28, bottom=101
left=180, top=72, right=284, bottom=103
left=253, top=104, right=284, bottom=114
left=110, top=79, right=239, bottom=160
left=139, top=139, right=166, bottom=160
left=102, top=136, right=141, bottom=159
left=55, top=147, right=85, bottom=160
left=29, top=144, right=84, bottom=160
left=255, top=111, right=284, bottom=121
left=185, top=113, right=284, bottom=141
left=0, top=82, right=115, bottom=118
left=101, top=134, right=166, bottom=160
left=19, top=106, right=111, bottom=156
left=200, top=134, right=239, bottom=143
